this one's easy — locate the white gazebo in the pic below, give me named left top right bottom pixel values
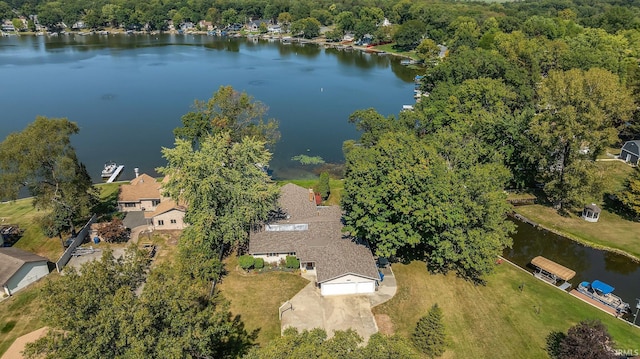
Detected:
left=581, top=203, right=601, bottom=223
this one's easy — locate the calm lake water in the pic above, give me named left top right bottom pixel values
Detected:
left=0, top=33, right=418, bottom=181
left=2, top=34, right=639, bottom=319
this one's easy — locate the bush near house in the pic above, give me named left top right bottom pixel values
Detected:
left=254, top=257, right=264, bottom=270
left=238, top=255, right=255, bottom=271
left=285, top=255, right=300, bottom=269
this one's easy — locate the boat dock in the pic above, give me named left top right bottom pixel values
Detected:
left=106, top=165, right=124, bottom=183
left=530, top=256, right=576, bottom=290
left=569, top=289, right=619, bottom=316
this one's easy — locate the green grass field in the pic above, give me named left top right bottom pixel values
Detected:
left=0, top=279, right=49, bottom=356
left=372, top=43, right=419, bottom=60
left=217, top=255, right=308, bottom=345
left=596, top=160, right=634, bottom=195
left=374, top=261, right=640, bottom=358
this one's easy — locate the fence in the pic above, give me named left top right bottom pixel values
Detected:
left=55, top=214, right=97, bottom=272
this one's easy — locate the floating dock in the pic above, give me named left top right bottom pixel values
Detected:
left=106, top=165, right=124, bottom=183
left=569, top=289, right=619, bottom=316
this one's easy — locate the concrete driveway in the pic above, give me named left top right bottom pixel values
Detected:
left=281, top=266, right=397, bottom=342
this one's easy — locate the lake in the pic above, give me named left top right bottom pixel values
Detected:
left=0, top=34, right=418, bottom=181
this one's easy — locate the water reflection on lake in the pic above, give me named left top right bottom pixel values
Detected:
left=0, top=34, right=418, bottom=182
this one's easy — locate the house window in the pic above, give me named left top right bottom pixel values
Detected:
left=288, top=252, right=295, bottom=256
left=125, top=203, right=136, bottom=208
left=157, top=220, right=164, bottom=226
left=267, top=253, right=277, bottom=257
left=170, top=219, right=177, bottom=224
left=152, top=200, right=160, bottom=206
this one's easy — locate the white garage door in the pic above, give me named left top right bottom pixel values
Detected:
left=356, top=281, right=375, bottom=294
left=321, top=282, right=357, bottom=296
left=321, top=280, right=376, bottom=296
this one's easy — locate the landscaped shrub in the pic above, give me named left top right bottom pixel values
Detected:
left=285, top=255, right=300, bottom=269
left=238, top=255, right=255, bottom=271
left=317, top=172, right=330, bottom=200
left=254, top=257, right=264, bottom=270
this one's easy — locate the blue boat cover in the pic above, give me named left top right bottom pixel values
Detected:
left=591, top=280, right=615, bottom=294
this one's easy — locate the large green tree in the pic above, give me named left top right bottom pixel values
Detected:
left=159, top=131, right=278, bottom=250
left=0, top=116, right=97, bottom=232
left=341, top=118, right=513, bottom=279
left=530, top=68, right=635, bottom=211
left=393, top=20, right=426, bottom=51
left=174, top=85, right=279, bottom=148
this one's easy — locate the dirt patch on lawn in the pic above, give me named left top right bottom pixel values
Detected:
left=375, top=314, right=394, bottom=335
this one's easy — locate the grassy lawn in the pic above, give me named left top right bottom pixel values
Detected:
left=372, top=43, right=419, bottom=60
left=596, top=160, right=634, bottom=195
left=0, top=182, right=123, bottom=261
left=0, top=198, right=61, bottom=261
left=0, top=278, right=50, bottom=356
left=374, top=261, right=640, bottom=358
left=217, top=255, right=308, bottom=346
left=276, top=179, right=345, bottom=206
left=515, top=204, right=640, bottom=260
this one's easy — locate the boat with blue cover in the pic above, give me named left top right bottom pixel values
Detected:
left=577, top=280, right=630, bottom=314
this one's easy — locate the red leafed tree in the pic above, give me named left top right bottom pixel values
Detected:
left=97, top=218, right=130, bottom=243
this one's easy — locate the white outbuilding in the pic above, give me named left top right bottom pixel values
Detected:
left=0, top=247, right=49, bottom=296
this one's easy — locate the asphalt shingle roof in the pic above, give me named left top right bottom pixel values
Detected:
left=0, top=248, right=48, bottom=286
left=250, top=184, right=379, bottom=283
left=118, top=174, right=162, bottom=202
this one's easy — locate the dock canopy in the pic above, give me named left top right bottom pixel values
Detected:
left=531, top=256, right=576, bottom=281
left=591, top=280, right=614, bottom=295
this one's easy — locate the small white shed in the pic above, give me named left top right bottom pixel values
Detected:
left=0, top=248, right=49, bottom=296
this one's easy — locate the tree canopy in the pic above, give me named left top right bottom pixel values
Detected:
left=174, top=85, right=279, bottom=148
left=0, top=116, right=97, bottom=231
left=24, top=248, right=253, bottom=359
left=341, top=111, right=513, bottom=279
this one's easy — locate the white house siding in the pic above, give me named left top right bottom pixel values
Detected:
left=253, top=253, right=289, bottom=264
left=320, top=274, right=376, bottom=296
left=153, top=210, right=186, bottom=230
left=5, top=261, right=49, bottom=295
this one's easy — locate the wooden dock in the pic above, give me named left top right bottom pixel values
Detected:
left=106, top=165, right=124, bottom=183
left=569, top=289, right=619, bottom=316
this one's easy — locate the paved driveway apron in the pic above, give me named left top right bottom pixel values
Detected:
left=281, top=268, right=396, bottom=342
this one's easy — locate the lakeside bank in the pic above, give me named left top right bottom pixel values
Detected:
left=513, top=207, right=640, bottom=263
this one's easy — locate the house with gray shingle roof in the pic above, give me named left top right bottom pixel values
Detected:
left=620, top=140, right=640, bottom=166
left=249, top=183, right=379, bottom=296
left=0, top=247, right=49, bottom=296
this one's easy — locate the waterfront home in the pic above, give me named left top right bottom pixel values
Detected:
left=145, top=199, right=187, bottom=230
left=118, top=173, right=162, bottom=212
left=249, top=184, right=379, bottom=296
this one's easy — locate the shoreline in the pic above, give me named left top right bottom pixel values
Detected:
left=2, top=29, right=417, bottom=60
left=509, top=211, right=640, bottom=263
